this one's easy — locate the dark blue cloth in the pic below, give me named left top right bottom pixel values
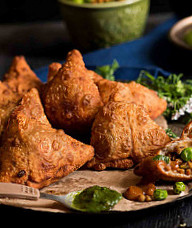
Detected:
left=35, top=17, right=181, bottom=82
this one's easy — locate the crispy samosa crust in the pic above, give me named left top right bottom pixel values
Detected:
left=0, top=88, right=94, bottom=189
left=47, top=62, right=62, bottom=82
left=0, top=56, right=43, bottom=139
left=126, top=81, right=167, bottom=120
left=96, top=79, right=167, bottom=120
left=42, top=50, right=103, bottom=134
left=3, top=56, right=42, bottom=95
left=87, top=101, right=170, bottom=170
left=45, top=56, right=166, bottom=120
left=47, top=62, right=102, bottom=84
left=134, top=121, right=192, bottom=182
left=0, top=82, right=20, bottom=138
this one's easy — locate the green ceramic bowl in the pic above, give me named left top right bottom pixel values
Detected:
left=58, top=0, right=150, bottom=51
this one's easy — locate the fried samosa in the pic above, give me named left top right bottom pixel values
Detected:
left=0, top=56, right=43, bottom=139
left=134, top=121, right=192, bottom=182
left=0, top=88, right=94, bottom=189
left=3, top=56, right=42, bottom=95
left=87, top=101, right=170, bottom=170
left=96, top=79, right=167, bottom=120
left=45, top=54, right=166, bottom=120
left=87, top=69, right=103, bottom=84
left=126, top=81, right=167, bottom=120
left=0, top=82, right=21, bottom=139
left=47, top=62, right=102, bottom=84
left=47, top=62, right=62, bottom=82
left=42, top=50, right=103, bottom=135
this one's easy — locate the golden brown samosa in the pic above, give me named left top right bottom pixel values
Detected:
left=0, top=56, right=43, bottom=139
left=47, top=62, right=102, bottom=84
left=126, top=81, right=167, bottom=120
left=47, top=62, right=62, bottom=82
left=87, top=101, right=170, bottom=170
left=96, top=79, right=167, bottom=120
left=0, top=88, right=94, bottom=189
left=3, top=56, right=42, bottom=95
left=0, top=82, right=20, bottom=138
left=42, top=50, right=103, bottom=135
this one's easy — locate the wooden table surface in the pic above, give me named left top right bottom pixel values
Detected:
left=0, top=13, right=192, bottom=228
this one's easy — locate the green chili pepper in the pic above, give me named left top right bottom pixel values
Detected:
left=173, top=182, right=186, bottom=194
left=153, top=189, right=168, bottom=201
left=180, top=148, right=192, bottom=162
left=152, top=155, right=170, bottom=164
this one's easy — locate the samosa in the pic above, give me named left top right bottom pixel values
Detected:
left=87, top=101, right=170, bottom=170
left=3, top=56, right=42, bottom=95
left=96, top=79, right=167, bottom=120
left=0, top=88, right=94, bottom=189
left=0, top=56, right=42, bottom=139
left=42, top=49, right=103, bottom=135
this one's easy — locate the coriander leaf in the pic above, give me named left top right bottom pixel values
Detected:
left=95, top=59, right=119, bottom=81
left=153, top=155, right=170, bottom=164
left=165, top=128, right=177, bottom=138
left=136, top=71, right=192, bottom=122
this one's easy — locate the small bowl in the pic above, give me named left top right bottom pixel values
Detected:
left=58, top=0, right=150, bottom=51
left=169, top=16, right=192, bottom=51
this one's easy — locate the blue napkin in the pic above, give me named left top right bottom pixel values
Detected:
left=35, top=17, right=178, bottom=82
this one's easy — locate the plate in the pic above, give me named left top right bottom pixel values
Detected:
left=1, top=65, right=190, bottom=216
left=169, top=16, right=192, bottom=50
left=0, top=168, right=192, bottom=215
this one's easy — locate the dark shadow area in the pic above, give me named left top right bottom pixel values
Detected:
left=0, top=0, right=60, bottom=23
left=0, top=25, right=75, bottom=58
left=0, top=0, right=173, bottom=24
left=150, top=32, right=192, bottom=76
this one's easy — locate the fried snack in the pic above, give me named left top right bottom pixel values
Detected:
left=134, top=121, right=192, bottom=182
left=95, top=79, right=134, bottom=105
left=87, top=69, right=103, bottom=84
left=96, top=79, right=119, bottom=104
left=126, top=81, right=167, bottom=120
left=42, top=50, right=103, bottom=135
left=87, top=101, right=170, bottom=170
left=96, top=79, right=167, bottom=120
left=47, top=62, right=62, bottom=82
left=0, top=56, right=43, bottom=139
left=45, top=57, right=166, bottom=120
left=3, top=56, right=42, bottom=95
left=0, top=88, right=94, bottom=189
left=0, top=82, right=21, bottom=139
left=47, top=62, right=103, bottom=84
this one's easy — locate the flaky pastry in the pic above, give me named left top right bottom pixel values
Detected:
left=0, top=88, right=94, bottom=189
left=87, top=101, right=170, bottom=170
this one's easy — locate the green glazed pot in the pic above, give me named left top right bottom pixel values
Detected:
left=58, top=0, right=150, bottom=51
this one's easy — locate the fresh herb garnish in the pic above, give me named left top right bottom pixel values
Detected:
left=95, top=59, right=119, bottom=81
left=136, top=71, right=192, bottom=122
left=165, top=128, right=177, bottom=138
left=153, top=155, right=170, bottom=164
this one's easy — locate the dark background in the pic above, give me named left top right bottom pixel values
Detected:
left=0, top=0, right=187, bottom=24
left=0, top=0, right=183, bottom=76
